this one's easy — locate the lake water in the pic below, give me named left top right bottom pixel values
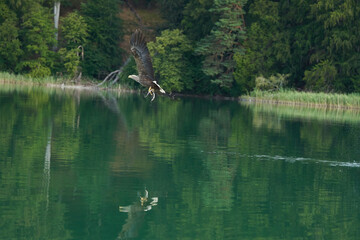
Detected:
left=0, top=84, right=360, bottom=239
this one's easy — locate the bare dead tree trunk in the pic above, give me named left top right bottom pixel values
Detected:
left=53, top=1, right=61, bottom=50
left=74, top=45, right=84, bottom=83
left=98, top=1, right=142, bottom=87
left=97, top=57, right=132, bottom=87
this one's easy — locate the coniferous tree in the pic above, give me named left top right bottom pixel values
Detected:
left=304, top=0, right=360, bottom=92
left=234, top=0, right=286, bottom=93
left=195, top=0, right=247, bottom=93
left=58, top=11, right=88, bottom=78
left=237, top=0, right=359, bottom=93
left=157, top=0, right=189, bottom=27
left=16, top=2, right=56, bottom=77
left=81, top=0, right=123, bottom=79
left=181, top=0, right=216, bottom=41
left=0, top=2, right=22, bottom=71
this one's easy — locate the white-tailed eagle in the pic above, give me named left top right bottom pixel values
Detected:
left=128, top=29, right=165, bottom=101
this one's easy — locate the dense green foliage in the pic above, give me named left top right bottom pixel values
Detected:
left=181, top=0, right=216, bottom=41
left=147, top=29, right=195, bottom=92
left=0, top=0, right=123, bottom=80
left=195, top=0, right=246, bottom=92
left=238, top=0, right=360, bottom=94
left=0, top=3, right=22, bottom=71
left=17, top=2, right=56, bottom=78
left=255, top=74, right=289, bottom=92
left=0, top=0, right=359, bottom=95
left=156, top=0, right=359, bottom=95
left=244, top=0, right=360, bottom=98
left=81, top=0, right=123, bottom=78
left=58, top=11, right=88, bottom=78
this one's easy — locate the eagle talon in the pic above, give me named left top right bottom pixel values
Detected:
left=146, top=87, right=155, bottom=101
left=145, top=87, right=153, bottom=98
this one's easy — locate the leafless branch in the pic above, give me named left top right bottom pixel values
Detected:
left=97, top=57, right=131, bottom=87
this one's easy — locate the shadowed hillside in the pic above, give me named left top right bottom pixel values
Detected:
left=119, top=1, right=167, bottom=60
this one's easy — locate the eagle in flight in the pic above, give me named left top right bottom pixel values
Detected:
left=128, top=29, right=165, bottom=101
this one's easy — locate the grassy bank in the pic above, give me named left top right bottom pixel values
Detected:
left=0, top=71, right=59, bottom=84
left=243, top=89, right=360, bottom=109
left=0, top=71, right=139, bottom=93
left=0, top=71, right=114, bottom=87
left=2, top=71, right=360, bottom=109
left=246, top=103, right=360, bottom=124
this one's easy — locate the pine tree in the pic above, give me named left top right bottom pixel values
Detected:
left=58, top=11, right=88, bottom=78
left=0, top=2, right=22, bottom=71
left=305, top=0, right=360, bottom=92
left=234, top=0, right=285, bottom=93
left=236, top=0, right=317, bottom=92
left=195, top=0, right=247, bottom=92
left=181, top=0, right=216, bottom=41
left=157, top=0, right=189, bottom=27
left=16, top=2, right=56, bottom=77
left=81, top=0, right=123, bottom=79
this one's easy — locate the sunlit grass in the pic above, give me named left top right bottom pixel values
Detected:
left=0, top=71, right=62, bottom=84
left=245, top=102, right=360, bottom=124
left=243, top=89, right=360, bottom=109
left=0, top=71, right=106, bottom=87
left=0, top=71, right=138, bottom=96
left=0, top=71, right=133, bottom=90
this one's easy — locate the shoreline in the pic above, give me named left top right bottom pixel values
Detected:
left=1, top=80, right=360, bottom=110
left=240, top=97, right=360, bottom=110
left=0, top=79, right=139, bottom=93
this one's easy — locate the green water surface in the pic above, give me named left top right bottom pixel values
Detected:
left=0, top=85, right=359, bottom=239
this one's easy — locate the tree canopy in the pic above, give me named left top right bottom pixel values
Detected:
left=0, top=0, right=359, bottom=95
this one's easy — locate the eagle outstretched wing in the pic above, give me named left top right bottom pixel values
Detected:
left=130, top=29, right=155, bottom=85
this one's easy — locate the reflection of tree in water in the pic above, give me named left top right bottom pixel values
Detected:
left=42, top=121, right=52, bottom=212
left=0, top=87, right=73, bottom=239
left=2, top=86, right=360, bottom=239
left=251, top=110, right=283, bottom=132
left=97, top=91, right=127, bottom=125
left=195, top=107, right=237, bottom=210
left=118, top=189, right=158, bottom=239
left=201, top=153, right=237, bottom=211
left=198, top=108, right=231, bottom=150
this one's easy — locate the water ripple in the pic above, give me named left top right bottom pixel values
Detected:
left=201, top=151, right=360, bottom=168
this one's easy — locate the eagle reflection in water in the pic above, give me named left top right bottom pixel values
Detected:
left=117, top=189, right=158, bottom=239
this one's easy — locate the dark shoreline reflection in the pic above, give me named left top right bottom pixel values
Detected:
left=0, top=84, right=359, bottom=239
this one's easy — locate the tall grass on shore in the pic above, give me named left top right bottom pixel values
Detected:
left=245, top=102, right=360, bottom=124
left=0, top=71, right=137, bottom=93
left=244, top=89, right=360, bottom=109
left=0, top=71, right=59, bottom=84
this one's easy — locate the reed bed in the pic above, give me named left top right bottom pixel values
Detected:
left=244, top=102, right=360, bottom=124
left=0, top=71, right=59, bottom=84
left=244, top=89, right=360, bottom=109
left=0, top=71, right=129, bottom=89
left=0, top=72, right=138, bottom=96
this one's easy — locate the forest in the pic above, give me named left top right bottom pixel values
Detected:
left=0, top=0, right=359, bottom=96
